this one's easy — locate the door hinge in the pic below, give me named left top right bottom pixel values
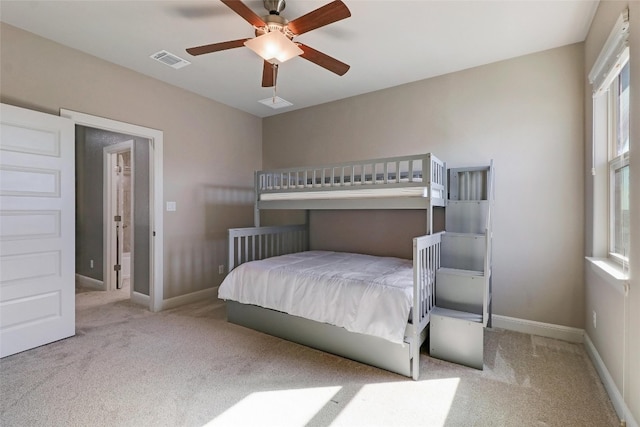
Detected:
left=114, top=264, right=122, bottom=271
left=114, top=215, right=122, bottom=222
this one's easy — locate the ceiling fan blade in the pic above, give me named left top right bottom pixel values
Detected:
left=298, top=43, right=350, bottom=76
left=262, top=61, right=277, bottom=87
left=287, top=0, right=351, bottom=36
left=220, top=0, right=267, bottom=28
left=186, top=39, right=250, bottom=56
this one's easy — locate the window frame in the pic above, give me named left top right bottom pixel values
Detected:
left=606, top=60, right=630, bottom=267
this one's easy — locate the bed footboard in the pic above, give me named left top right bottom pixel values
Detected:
left=228, top=224, right=308, bottom=272
left=413, top=232, right=441, bottom=329
left=410, top=231, right=442, bottom=379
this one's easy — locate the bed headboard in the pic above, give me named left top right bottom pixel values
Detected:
left=228, top=224, right=308, bottom=272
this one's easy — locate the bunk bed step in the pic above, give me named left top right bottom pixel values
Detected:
left=437, top=267, right=483, bottom=276
left=431, top=306, right=483, bottom=322
left=435, top=268, right=485, bottom=314
left=445, top=200, right=489, bottom=234
left=441, top=232, right=486, bottom=272
left=429, top=306, right=484, bottom=370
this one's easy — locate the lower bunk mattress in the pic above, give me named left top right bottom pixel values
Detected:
left=218, top=251, right=414, bottom=344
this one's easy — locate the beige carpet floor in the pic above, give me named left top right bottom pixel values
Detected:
left=0, top=287, right=619, bottom=427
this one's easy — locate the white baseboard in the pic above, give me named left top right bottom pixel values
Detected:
left=75, top=274, right=104, bottom=291
left=584, top=334, right=638, bottom=427
left=131, top=291, right=150, bottom=307
left=160, top=287, right=217, bottom=311
left=491, top=314, right=584, bottom=343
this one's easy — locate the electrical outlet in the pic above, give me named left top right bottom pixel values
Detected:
left=592, top=311, right=597, bottom=329
left=90, top=259, right=94, bottom=269
left=218, top=265, right=225, bottom=274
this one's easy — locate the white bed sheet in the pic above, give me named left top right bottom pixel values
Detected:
left=218, top=251, right=414, bottom=344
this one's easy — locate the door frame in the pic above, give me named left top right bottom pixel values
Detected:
left=61, top=109, right=164, bottom=312
left=104, top=141, right=133, bottom=294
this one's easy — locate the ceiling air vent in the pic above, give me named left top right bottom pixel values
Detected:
left=150, top=50, right=191, bottom=69
left=259, top=96, right=293, bottom=109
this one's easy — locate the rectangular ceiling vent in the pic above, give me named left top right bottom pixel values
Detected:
left=259, top=96, right=293, bottom=109
left=150, top=50, right=191, bottom=69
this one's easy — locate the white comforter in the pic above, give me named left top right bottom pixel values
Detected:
left=218, top=251, right=414, bottom=344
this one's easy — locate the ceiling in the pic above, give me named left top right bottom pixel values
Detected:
left=1, top=0, right=598, bottom=118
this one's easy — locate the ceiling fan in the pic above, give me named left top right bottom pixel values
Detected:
left=186, top=0, right=351, bottom=87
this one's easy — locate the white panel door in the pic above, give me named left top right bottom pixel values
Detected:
left=0, top=103, right=75, bottom=357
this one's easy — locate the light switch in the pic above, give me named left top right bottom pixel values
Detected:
left=166, top=201, right=176, bottom=212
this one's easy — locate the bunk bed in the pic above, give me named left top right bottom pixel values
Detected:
left=218, top=153, right=446, bottom=380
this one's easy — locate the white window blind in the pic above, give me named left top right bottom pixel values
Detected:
left=588, top=9, right=630, bottom=96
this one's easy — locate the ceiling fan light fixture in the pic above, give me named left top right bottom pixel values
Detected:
left=244, top=30, right=302, bottom=63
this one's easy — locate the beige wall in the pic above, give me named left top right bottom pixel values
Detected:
left=584, top=1, right=639, bottom=423
left=264, top=44, right=586, bottom=329
left=0, top=23, right=262, bottom=300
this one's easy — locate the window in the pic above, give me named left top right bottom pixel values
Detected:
left=589, top=9, right=630, bottom=270
left=609, top=61, right=630, bottom=264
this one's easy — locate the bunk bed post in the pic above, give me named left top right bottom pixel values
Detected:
left=443, top=161, right=447, bottom=203
left=411, top=237, right=420, bottom=380
left=425, top=155, right=433, bottom=235
left=228, top=231, right=235, bottom=273
left=485, top=160, right=495, bottom=327
left=254, top=171, right=261, bottom=227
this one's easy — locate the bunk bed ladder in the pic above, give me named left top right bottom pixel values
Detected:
left=429, top=161, right=494, bottom=370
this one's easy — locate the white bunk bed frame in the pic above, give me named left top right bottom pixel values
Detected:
left=225, top=153, right=446, bottom=379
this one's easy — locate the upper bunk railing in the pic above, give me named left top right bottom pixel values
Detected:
left=256, top=153, right=445, bottom=197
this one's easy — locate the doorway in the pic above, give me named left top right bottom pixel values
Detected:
left=62, top=109, right=164, bottom=312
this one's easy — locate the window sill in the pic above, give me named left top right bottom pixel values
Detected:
left=585, top=257, right=629, bottom=296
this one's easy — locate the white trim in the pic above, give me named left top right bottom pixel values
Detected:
left=160, top=287, right=217, bottom=311
left=122, top=252, right=131, bottom=281
left=584, top=334, right=638, bottom=427
left=60, top=109, right=164, bottom=312
left=491, top=315, right=584, bottom=343
left=586, top=257, right=629, bottom=295
left=75, top=274, right=104, bottom=291
left=131, top=291, right=150, bottom=307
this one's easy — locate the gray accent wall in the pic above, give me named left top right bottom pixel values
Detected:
left=132, top=139, right=150, bottom=295
left=75, top=126, right=150, bottom=295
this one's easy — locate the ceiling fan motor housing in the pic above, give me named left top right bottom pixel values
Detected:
left=264, top=0, right=286, bottom=15
left=255, top=14, right=293, bottom=38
